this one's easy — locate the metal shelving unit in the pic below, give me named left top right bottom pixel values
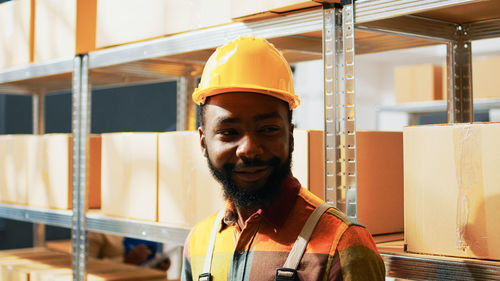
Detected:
left=1, top=0, right=500, bottom=280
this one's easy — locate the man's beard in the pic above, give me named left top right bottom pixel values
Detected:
left=206, top=150, right=292, bottom=211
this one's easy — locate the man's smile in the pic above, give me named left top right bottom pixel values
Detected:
left=232, top=166, right=272, bottom=183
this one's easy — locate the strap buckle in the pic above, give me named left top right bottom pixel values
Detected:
left=275, top=268, right=298, bottom=281
left=198, top=272, right=213, bottom=281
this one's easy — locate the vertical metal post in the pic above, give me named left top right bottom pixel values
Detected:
left=32, top=93, right=46, bottom=247
left=447, top=25, right=473, bottom=123
left=176, top=75, right=197, bottom=131
left=323, top=1, right=358, bottom=221
left=72, top=55, right=90, bottom=281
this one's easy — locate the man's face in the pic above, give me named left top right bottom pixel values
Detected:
left=199, top=92, right=294, bottom=210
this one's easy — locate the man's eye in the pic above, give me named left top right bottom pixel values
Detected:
left=260, top=126, right=280, bottom=134
left=218, top=129, right=238, bottom=136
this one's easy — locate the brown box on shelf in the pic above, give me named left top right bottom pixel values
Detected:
left=0, top=0, right=33, bottom=69
left=298, top=130, right=404, bottom=235
left=404, top=123, right=500, bottom=260
left=95, top=0, right=231, bottom=49
left=28, top=134, right=101, bottom=210
left=101, top=133, right=158, bottom=222
left=231, top=0, right=320, bottom=21
left=157, top=131, right=224, bottom=228
left=34, top=0, right=97, bottom=62
left=394, top=64, right=443, bottom=103
left=0, top=135, right=37, bottom=205
left=473, top=55, right=500, bottom=99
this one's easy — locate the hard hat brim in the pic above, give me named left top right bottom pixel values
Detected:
left=193, top=86, right=300, bottom=110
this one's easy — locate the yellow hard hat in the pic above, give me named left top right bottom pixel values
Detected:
left=192, top=36, right=300, bottom=109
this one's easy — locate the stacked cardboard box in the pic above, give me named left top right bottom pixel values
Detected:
left=231, top=0, right=322, bottom=21
left=0, top=0, right=33, bottom=69
left=293, top=130, right=404, bottom=235
left=157, top=131, right=224, bottom=228
left=101, top=133, right=158, bottom=221
left=95, top=0, right=231, bottom=49
left=473, top=56, right=500, bottom=99
left=404, top=122, right=500, bottom=260
left=28, top=134, right=101, bottom=210
left=0, top=135, right=37, bottom=205
left=394, top=64, right=443, bottom=103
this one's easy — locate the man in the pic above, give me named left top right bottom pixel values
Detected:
left=181, top=36, right=385, bottom=281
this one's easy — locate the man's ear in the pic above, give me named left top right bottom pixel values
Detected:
left=290, top=123, right=294, bottom=153
left=199, top=126, right=207, bottom=157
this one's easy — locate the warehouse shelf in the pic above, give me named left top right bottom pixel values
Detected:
left=378, top=98, right=500, bottom=113
left=1, top=0, right=500, bottom=280
left=1, top=1, right=499, bottom=93
left=0, top=204, right=189, bottom=246
left=378, top=240, right=500, bottom=280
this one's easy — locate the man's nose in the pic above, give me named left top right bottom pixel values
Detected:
left=236, top=134, right=263, bottom=159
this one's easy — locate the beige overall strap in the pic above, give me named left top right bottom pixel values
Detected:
left=283, top=203, right=332, bottom=270
left=200, top=209, right=225, bottom=280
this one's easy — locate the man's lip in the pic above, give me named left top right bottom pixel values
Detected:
left=233, top=166, right=269, bottom=173
left=233, top=166, right=271, bottom=182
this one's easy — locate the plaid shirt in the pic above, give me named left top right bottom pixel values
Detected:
left=181, top=176, right=385, bottom=281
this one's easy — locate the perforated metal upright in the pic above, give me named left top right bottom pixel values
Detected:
left=322, top=0, right=358, bottom=222
left=32, top=91, right=45, bottom=247
left=447, top=26, right=473, bottom=123
left=176, top=75, right=198, bottom=131
left=72, top=54, right=91, bottom=281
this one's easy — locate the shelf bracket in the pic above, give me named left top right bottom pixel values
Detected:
left=447, top=25, right=473, bottom=123
left=323, top=0, right=358, bottom=222
left=72, top=54, right=91, bottom=281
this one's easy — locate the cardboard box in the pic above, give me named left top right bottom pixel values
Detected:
left=0, top=0, right=33, bottom=69
left=394, top=64, right=443, bottom=103
left=28, top=134, right=101, bottom=210
left=297, top=130, right=404, bottom=235
left=473, top=56, right=500, bottom=99
left=95, top=0, right=231, bottom=49
left=291, top=129, right=323, bottom=197
left=101, top=133, right=158, bottom=222
left=231, top=0, right=320, bottom=21
left=157, top=131, right=224, bottom=228
left=404, top=123, right=500, bottom=260
left=34, top=0, right=96, bottom=62
left=0, top=250, right=70, bottom=281
left=0, top=135, right=37, bottom=205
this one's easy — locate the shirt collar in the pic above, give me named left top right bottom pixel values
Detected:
left=220, top=175, right=301, bottom=230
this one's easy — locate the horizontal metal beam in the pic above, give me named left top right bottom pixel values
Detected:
left=86, top=213, right=189, bottom=246
left=0, top=59, right=73, bottom=84
left=356, top=0, right=478, bottom=24
left=0, top=204, right=72, bottom=228
left=377, top=98, right=500, bottom=113
left=0, top=204, right=189, bottom=246
left=467, top=17, right=500, bottom=40
left=357, top=15, right=457, bottom=42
